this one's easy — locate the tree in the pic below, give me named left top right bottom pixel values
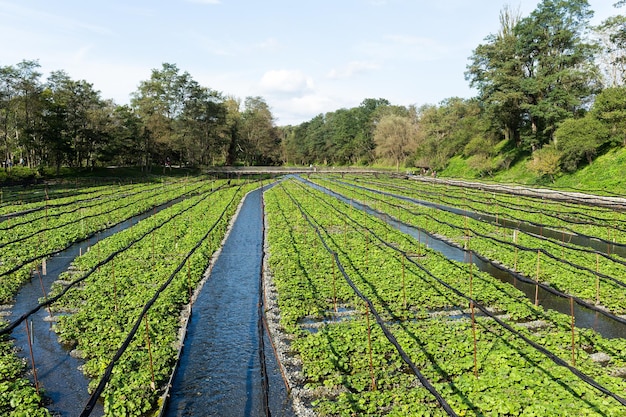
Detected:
left=554, top=116, right=610, bottom=171
left=45, top=71, right=105, bottom=168
left=374, top=114, right=417, bottom=171
left=466, top=5, right=524, bottom=146
left=0, top=64, right=20, bottom=170
left=596, top=2, right=626, bottom=86
left=131, top=63, right=194, bottom=168
left=414, top=98, right=489, bottom=170
left=467, top=1, right=601, bottom=150
left=528, top=145, right=561, bottom=181
left=591, top=86, right=626, bottom=145
left=239, top=96, right=279, bottom=165
left=177, top=83, right=227, bottom=166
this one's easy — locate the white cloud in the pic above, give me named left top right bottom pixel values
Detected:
left=327, top=61, right=380, bottom=79
left=259, top=69, right=314, bottom=95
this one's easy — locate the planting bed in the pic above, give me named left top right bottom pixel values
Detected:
left=1, top=173, right=625, bottom=416
left=263, top=177, right=626, bottom=416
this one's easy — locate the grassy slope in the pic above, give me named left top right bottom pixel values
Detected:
left=439, top=147, right=626, bottom=195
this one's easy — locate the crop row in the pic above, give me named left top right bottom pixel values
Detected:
left=0, top=181, right=118, bottom=211
left=47, top=180, right=258, bottom=416
left=0, top=178, right=212, bottom=304
left=309, top=177, right=626, bottom=317
left=264, top=178, right=626, bottom=416
left=0, top=180, right=168, bottom=216
left=340, top=175, right=626, bottom=243
left=0, top=180, right=196, bottom=231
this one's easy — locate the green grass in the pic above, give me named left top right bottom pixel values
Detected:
left=439, top=147, right=626, bottom=195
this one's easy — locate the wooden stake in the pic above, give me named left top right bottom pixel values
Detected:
left=187, top=258, right=192, bottom=302
left=36, top=266, right=52, bottom=317
left=332, top=254, right=337, bottom=312
left=365, top=305, right=376, bottom=391
left=535, top=250, right=540, bottom=306
left=401, top=255, right=406, bottom=310
left=113, top=260, right=118, bottom=312
left=513, top=230, right=518, bottom=272
left=144, top=314, right=156, bottom=390
left=365, top=231, right=369, bottom=271
left=570, top=296, right=576, bottom=366
left=471, top=301, right=478, bottom=378
left=596, top=253, right=600, bottom=305
left=418, top=229, right=422, bottom=257
left=25, top=320, right=40, bottom=395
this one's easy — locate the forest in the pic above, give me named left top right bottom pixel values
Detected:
left=1, top=0, right=626, bottom=181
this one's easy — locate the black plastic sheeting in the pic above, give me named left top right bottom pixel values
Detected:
left=291, top=178, right=626, bottom=408
left=281, top=183, right=459, bottom=417
left=164, top=187, right=294, bottom=417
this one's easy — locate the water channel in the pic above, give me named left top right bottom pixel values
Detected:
left=5, top=196, right=187, bottom=417
left=299, top=176, right=626, bottom=340
left=340, top=178, right=626, bottom=258
left=165, top=187, right=294, bottom=417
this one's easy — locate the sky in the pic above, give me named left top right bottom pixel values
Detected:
left=0, top=0, right=620, bottom=126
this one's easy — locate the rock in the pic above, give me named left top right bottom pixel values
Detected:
left=589, top=352, right=611, bottom=365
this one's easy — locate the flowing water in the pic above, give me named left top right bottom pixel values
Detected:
left=6, top=196, right=186, bottom=416
left=339, top=179, right=626, bottom=258
left=300, top=177, right=626, bottom=340
left=165, top=187, right=294, bottom=417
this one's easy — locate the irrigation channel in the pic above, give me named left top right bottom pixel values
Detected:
left=345, top=178, right=626, bottom=259
left=298, top=176, right=626, bottom=340
left=3, top=194, right=190, bottom=417
left=164, top=186, right=294, bottom=417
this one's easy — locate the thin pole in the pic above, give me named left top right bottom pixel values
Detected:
left=401, top=255, right=406, bottom=310
left=25, top=320, right=40, bottom=395
left=596, top=254, right=600, bottom=305
left=113, top=260, right=118, bottom=312
left=535, top=250, right=540, bottom=306
left=36, top=265, right=52, bottom=317
left=144, top=314, right=156, bottom=390
left=332, top=255, right=337, bottom=312
left=365, top=305, right=376, bottom=391
left=570, top=297, right=576, bottom=366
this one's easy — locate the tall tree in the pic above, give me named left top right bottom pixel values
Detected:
left=467, top=1, right=600, bottom=150
left=374, top=113, right=417, bottom=171
left=596, top=1, right=626, bottom=86
left=131, top=63, right=193, bottom=168
left=239, top=96, right=279, bottom=165
left=515, top=0, right=600, bottom=145
left=467, top=5, right=524, bottom=146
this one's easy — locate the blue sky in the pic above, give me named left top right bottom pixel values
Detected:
left=0, top=0, right=619, bottom=125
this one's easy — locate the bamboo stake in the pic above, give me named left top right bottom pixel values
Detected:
left=401, top=255, right=406, bottom=310
left=144, top=314, right=156, bottom=390
left=596, top=253, right=600, bottom=305
left=113, top=260, right=118, bottom=312
left=535, top=250, right=540, bottom=306
left=365, top=305, right=376, bottom=391
left=25, top=320, right=40, bottom=395
left=36, top=265, right=52, bottom=317
left=332, top=254, right=337, bottom=312
left=570, top=296, right=576, bottom=366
